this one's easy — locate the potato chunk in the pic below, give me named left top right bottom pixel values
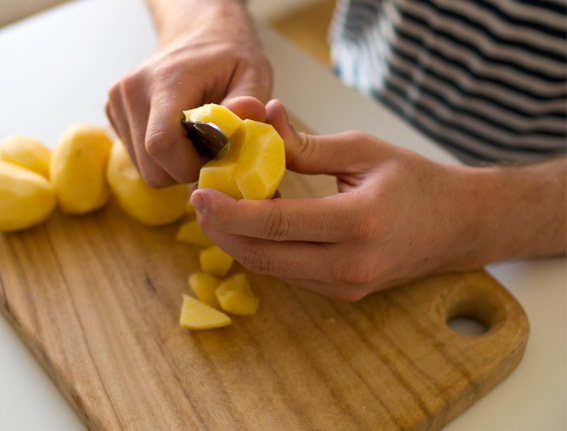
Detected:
left=199, top=246, right=234, bottom=277
left=198, top=118, right=285, bottom=200
left=107, top=140, right=188, bottom=226
left=0, top=161, right=56, bottom=231
left=188, top=273, right=221, bottom=308
left=179, top=294, right=231, bottom=330
left=50, top=124, right=112, bottom=214
left=176, top=219, right=214, bottom=247
left=0, top=135, right=52, bottom=179
left=215, top=273, right=259, bottom=316
left=184, top=104, right=243, bottom=138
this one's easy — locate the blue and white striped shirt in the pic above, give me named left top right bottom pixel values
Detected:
left=330, top=0, right=566, bottom=164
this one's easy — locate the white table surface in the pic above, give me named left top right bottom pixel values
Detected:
left=0, top=0, right=565, bottom=430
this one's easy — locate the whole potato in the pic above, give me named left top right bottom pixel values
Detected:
left=0, top=161, right=56, bottom=231
left=106, top=140, right=189, bottom=226
left=0, top=135, right=52, bottom=179
left=50, top=124, right=112, bottom=214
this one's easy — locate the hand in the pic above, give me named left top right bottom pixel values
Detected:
left=105, top=1, right=272, bottom=187
left=190, top=100, right=486, bottom=301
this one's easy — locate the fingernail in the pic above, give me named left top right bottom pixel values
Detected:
left=191, top=192, right=206, bottom=215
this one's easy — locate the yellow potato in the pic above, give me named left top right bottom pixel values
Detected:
left=199, top=245, right=234, bottom=277
left=184, top=104, right=243, bottom=138
left=198, top=118, right=285, bottom=200
left=106, top=140, right=189, bottom=226
left=0, top=135, right=52, bottom=178
left=186, top=200, right=197, bottom=216
left=0, top=161, right=56, bottom=231
left=215, top=273, right=259, bottom=316
left=176, top=219, right=214, bottom=247
left=50, top=124, right=112, bottom=214
left=179, top=294, right=232, bottom=330
left=188, top=273, right=221, bottom=308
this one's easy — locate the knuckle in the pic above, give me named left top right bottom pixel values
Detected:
left=237, top=245, right=272, bottom=275
left=296, top=132, right=317, bottom=161
left=332, top=288, right=368, bottom=303
left=260, top=207, right=290, bottom=241
left=351, top=216, right=379, bottom=241
left=140, top=170, right=174, bottom=189
left=332, top=259, right=377, bottom=287
left=145, top=130, right=172, bottom=156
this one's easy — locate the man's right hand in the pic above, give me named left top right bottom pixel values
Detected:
left=105, top=0, right=272, bottom=187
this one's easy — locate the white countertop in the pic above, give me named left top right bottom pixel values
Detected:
left=0, top=0, right=565, bottom=429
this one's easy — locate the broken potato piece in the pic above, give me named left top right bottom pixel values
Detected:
left=179, top=294, right=232, bottom=330
left=188, top=273, right=221, bottom=309
left=215, top=273, right=259, bottom=316
left=176, top=219, right=214, bottom=247
left=199, top=245, right=234, bottom=277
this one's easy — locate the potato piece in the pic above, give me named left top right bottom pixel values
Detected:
left=198, top=119, right=285, bottom=200
left=0, top=161, right=56, bottom=231
left=0, top=135, right=52, bottom=178
left=186, top=200, right=197, bottom=216
left=199, top=246, right=234, bottom=277
left=197, top=157, right=243, bottom=200
left=176, top=219, right=214, bottom=247
left=179, top=294, right=232, bottom=330
left=184, top=104, right=243, bottom=138
left=188, top=273, right=221, bottom=308
left=234, top=120, right=286, bottom=200
left=215, top=273, right=259, bottom=316
left=107, top=140, right=188, bottom=226
left=50, top=124, right=112, bottom=214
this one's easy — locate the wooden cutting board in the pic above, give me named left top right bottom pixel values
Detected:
left=0, top=168, right=529, bottom=431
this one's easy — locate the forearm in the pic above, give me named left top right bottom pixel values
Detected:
left=146, top=0, right=252, bottom=45
left=453, top=156, right=566, bottom=269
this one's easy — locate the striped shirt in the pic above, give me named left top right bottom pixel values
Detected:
left=329, top=0, right=567, bottom=164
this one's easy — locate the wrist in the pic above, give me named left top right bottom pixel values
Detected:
left=444, top=159, right=566, bottom=271
left=147, top=0, right=253, bottom=46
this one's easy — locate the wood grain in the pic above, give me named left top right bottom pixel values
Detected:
left=0, top=162, right=529, bottom=430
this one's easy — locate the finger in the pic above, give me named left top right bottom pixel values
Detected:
left=144, top=90, right=205, bottom=185
left=195, top=216, right=342, bottom=284
left=266, top=99, right=383, bottom=175
left=222, top=96, right=266, bottom=122
left=223, top=63, right=273, bottom=104
left=105, top=88, right=137, bottom=166
left=191, top=188, right=358, bottom=243
left=279, top=277, right=369, bottom=302
left=107, top=77, right=176, bottom=187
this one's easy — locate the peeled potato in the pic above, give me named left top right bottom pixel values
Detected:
left=176, top=219, right=214, bottom=247
left=179, top=294, right=232, bottom=330
left=107, top=140, right=188, bottom=226
left=215, top=273, right=259, bottom=316
left=198, top=118, right=285, bottom=200
left=50, top=124, right=112, bottom=214
left=199, top=245, right=234, bottom=277
left=188, top=273, right=221, bottom=308
left=0, top=135, right=52, bottom=178
left=0, top=161, right=56, bottom=231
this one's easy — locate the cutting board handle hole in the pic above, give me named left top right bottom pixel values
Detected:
left=446, top=315, right=489, bottom=337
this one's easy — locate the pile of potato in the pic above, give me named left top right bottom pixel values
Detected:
left=0, top=124, right=189, bottom=231
left=177, top=203, right=260, bottom=330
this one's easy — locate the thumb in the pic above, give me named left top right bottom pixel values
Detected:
left=266, top=99, right=374, bottom=175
